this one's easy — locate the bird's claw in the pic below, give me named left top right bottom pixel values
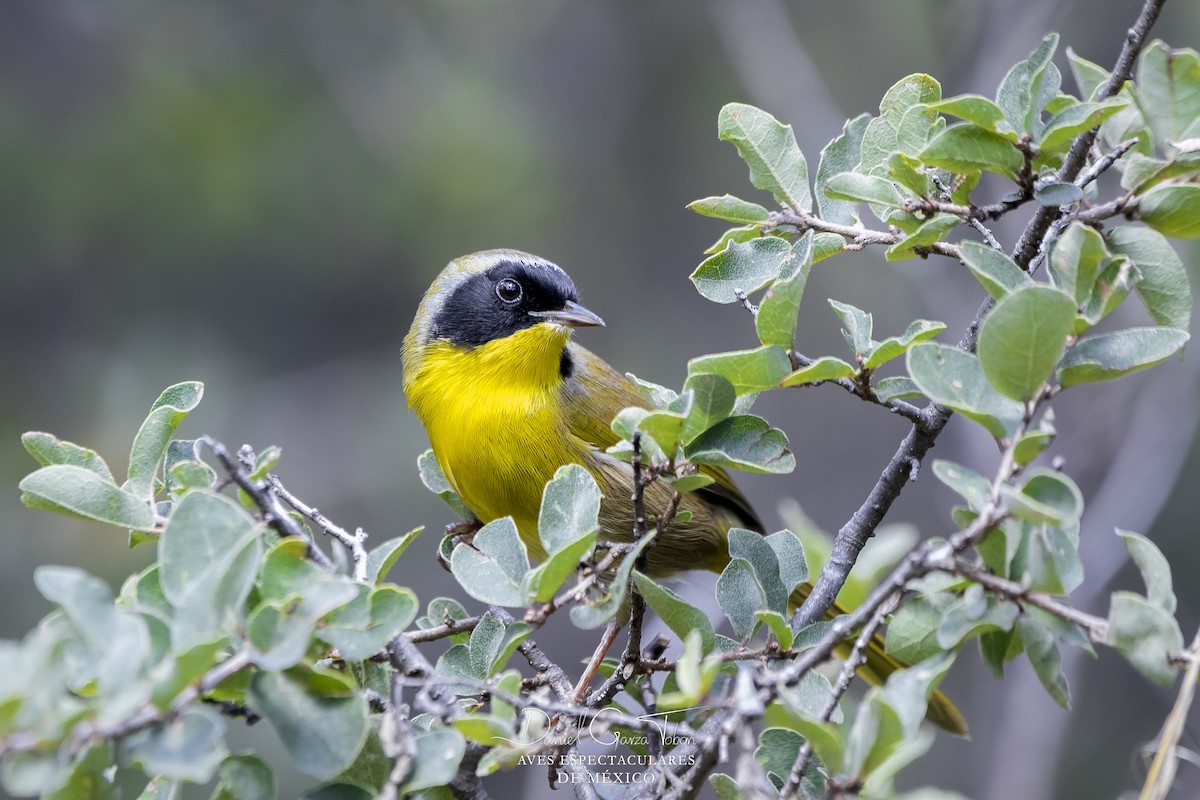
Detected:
left=436, top=518, right=483, bottom=572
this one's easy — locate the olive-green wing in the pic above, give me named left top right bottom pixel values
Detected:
left=564, top=344, right=764, bottom=535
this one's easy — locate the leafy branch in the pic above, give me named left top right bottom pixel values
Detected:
left=4, top=0, right=1198, bottom=798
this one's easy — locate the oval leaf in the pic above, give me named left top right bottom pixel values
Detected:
left=20, top=465, right=155, bottom=532
left=977, top=285, right=1076, bottom=400
left=690, top=236, right=793, bottom=304
left=125, top=382, right=204, bottom=500
left=687, top=194, right=771, bottom=224
left=688, top=345, right=793, bottom=395
left=906, top=344, right=1023, bottom=438
left=1058, top=328, right=1190, bottom=386
left=718, top=103, right=811, bottom=212
left=248, top=671, right=368, bottom=781
left=685, top=415, right=796, bottom=474
left=1107, top=226, right=1192, bottom=330
left=449, top=518, right=530, bottom=607
left=1139, top=184, right=1200, bottom=239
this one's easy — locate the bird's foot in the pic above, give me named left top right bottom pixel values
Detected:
left=436, top=518, right=483, bottom=572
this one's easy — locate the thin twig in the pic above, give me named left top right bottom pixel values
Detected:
left=931, top=174, right=1004, bottom=251
left=386, top=633, right=497, bottom=800
left=269, top=473, right=369, bottom=581
left=780, top=599, right=895, bottom=799
left=583, top=434, right=673, bottom=706
left=406, top=615, right=483, bottom=644
left=1075, top=192, right=1137, bottom=224
left=198, top=437, right=333, bottom=571
left=788, top=351, right=925, bottom=423
left=733, top=288, right=759, bottom=316
left=1076, top=137, right=1141, bottom=190
left=525, top=542, right=638, bottom=626
left=392, top=674, right=701, bottom=744
left=1138, top=624, right=1200, bottom=800
left=200, top=697, right=262, bottom=725
left=952, top=563, right=1110, bottom=643
left=770, top=209, right=961, bottom=259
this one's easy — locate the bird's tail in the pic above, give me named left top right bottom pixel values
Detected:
left=790, top=584, right=968, bottom=736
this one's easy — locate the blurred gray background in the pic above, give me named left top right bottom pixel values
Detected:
left=2, top=1, right=1199, bottom=798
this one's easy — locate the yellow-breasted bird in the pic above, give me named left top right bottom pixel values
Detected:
left=403, top=249, right=965, bottom=734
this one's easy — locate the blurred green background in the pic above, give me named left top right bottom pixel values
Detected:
left=3, top=1, right=1199, bottom=797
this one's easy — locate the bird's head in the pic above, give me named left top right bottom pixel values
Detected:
left=403, top=250, right=604, bottom=392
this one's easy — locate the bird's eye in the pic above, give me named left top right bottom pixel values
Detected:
left=496, top=278, right=523, bottom=303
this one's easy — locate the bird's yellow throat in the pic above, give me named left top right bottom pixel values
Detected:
left=405, top=322, right=577, bottom=554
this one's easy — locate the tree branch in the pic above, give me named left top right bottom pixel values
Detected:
left=198, top=437, right=334, bottom=571
left=1012, top=0, right=1167, bottom=269
left=780, top=598, right=895, bottom=799
left=951, top=563, right=1110, bottom=642
left=790, top=0, right=1166, bottom=633
left=771, top=209, right=961, bottom=259
left=268, top=473, right=369, bottom=581
left=790, top=403, right=952, bottom=631
left=406, top=614, right=483, bottom=644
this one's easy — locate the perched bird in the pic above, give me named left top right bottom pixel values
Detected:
left=403, top=249, right=964, bottom=734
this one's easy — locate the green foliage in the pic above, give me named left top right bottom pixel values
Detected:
left=525, top=465, right=601, bottom=601
left=907, top=343, right=1022, bottom=438
left=718, top=102, right=811, bottom=212
left=633, top=573, right=716, bottom=652
left=248, top=670, right=367, bottom=781
left=679, top=26, right=1197, bottom=795
left=448, top=519, right=530, bottom=607
left=16, top=386, right=206, bottom=532
left=4, top=387, right=454, bottom=797
left=417, top=450, right=471, bottom=519
left=1058, top=327, right=1190, bottom=386
left=716, top=528, right=809, bottom=639
left=688, top=344, right=793, bottom=394
left=686, top=415, right=796, bottom=474
left=977, top=285, right=1076, bottom=400
left=691, top=236, right=793, bottom=304
left=569, top=535, right=652, bottom=630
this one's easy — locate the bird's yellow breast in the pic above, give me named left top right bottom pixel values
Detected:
left=405, top=323, right=584, bottom=561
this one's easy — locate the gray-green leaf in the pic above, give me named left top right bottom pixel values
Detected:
left=686, top=415, right=796, bottom=474
left=690, top=236, right=794, bottom=305
left=907, top=344, right=1023, bottom=438
left=1107, top=226, right=1191, bottom=330
left=756, top=234, right=812, bottom=348
left=449, top=518, right=530, bottom=607
left=125, top=382, right=204, bottom=501
left=977, top=285, right=1076, bottom=401
left=718, top=103, right=811, bottom=212
left=633, top=572, right=715, bottom=653
left=1058, top=327, right=1189, bottom=386
left=1117, top=529, right=1176, bottom=614
left=687, top=345, right=793, bottom=395
left=20, top=465, right=156, bottom=532
left=959, top=241, right=1033, bottom=300
left=687, top=194, right=771, bottom=224
left=21, top=432, right=114, bottom=483
left=1107, top=591, right=1184, bottom=684
left=249, top=671, right=368, bottom=781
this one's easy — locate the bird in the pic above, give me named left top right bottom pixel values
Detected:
left=403, top=248, right=965, bottom=735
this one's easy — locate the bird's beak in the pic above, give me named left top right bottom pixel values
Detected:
left=529, top=301, right=605, bottom=328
